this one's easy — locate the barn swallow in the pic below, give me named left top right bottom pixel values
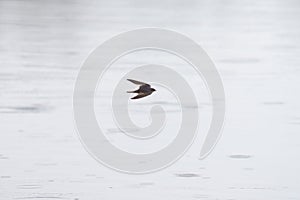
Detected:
left=127, top=79, right=156, bottom=99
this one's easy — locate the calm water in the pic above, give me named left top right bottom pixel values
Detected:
left=0, top=0, right=300, bottom=199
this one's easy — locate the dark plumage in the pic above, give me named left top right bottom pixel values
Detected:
left=127, top=79, right=156, bottom=99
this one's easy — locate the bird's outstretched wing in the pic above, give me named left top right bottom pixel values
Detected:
left=127, top=79, right=149, bottom=86
left=131, top=93, right=151, bottom=99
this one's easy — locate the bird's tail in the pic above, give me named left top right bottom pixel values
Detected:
left=127, top=90, right=136, bottom=93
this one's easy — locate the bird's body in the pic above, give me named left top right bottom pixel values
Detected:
left=127, top=79, right=156, bottom=99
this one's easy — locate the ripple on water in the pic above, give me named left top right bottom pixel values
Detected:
left=0, top=104, right=51, bottom=114
left=139, top=182, right=155, bottom=186
left=17, top=184, right=42, bottom=189
left=175, top=173, right=201, bottom=178
left=229, top=155, right=252, bottom=159
left=0, top=154, right=9, bottom=159
left=262, top=101, right=285, bottom=105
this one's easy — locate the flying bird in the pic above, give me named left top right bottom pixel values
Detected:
left=127, top=79, right=156, bottom=99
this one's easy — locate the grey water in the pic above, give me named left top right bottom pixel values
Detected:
left=1, top=0, right=300, bottom=199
